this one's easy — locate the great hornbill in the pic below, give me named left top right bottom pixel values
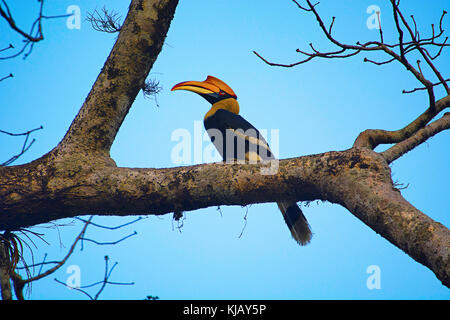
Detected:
left=171, top=75, right=312, bottom=245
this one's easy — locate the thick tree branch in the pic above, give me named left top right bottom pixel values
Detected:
left=58, top=0, right=179, bottom=155
left=0, top=148, right=448, bottom=286
left=335, top=159, right=450, bottom=287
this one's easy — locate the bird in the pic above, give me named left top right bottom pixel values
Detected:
left=171, top=75, right=312, bottom=245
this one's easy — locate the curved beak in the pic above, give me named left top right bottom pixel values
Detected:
left=171, top=80, right=220, bottom=95
left=171, top=76, right=237, bottom=98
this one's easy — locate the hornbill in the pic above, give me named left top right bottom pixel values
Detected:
left=171, top=76, right=312, bottom=245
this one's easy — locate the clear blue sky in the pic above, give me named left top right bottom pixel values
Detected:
left=1, top=0, right=449, bottom=299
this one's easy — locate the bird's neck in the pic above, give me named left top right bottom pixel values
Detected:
left=204, top=98, right=240, bottom=120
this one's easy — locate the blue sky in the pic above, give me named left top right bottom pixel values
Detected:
left=1, top=0, right=449, bottom=299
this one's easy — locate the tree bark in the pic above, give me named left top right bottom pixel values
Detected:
left=0, top=241, right=12, bottom=300
left=0, top=0, right=448, bottom=289
left=1, top=147, right=449, bottom=286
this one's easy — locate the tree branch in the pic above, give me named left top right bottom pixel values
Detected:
left=0, top=73, right=13, bottom=82
left=0, top=0, right=72, bottom=60
left=54, top=255, right=133, bottom=300
left=255, top=0, right=449, bottom=111
left=353, top=95, right=450, bottom=150
left=382, top=112, right=450, bottom=163
left=58, top=0, right=179, bottom=155
left=0, top=126, right=43, bottom=166
left=0, top=0, right=44, bottom=43
left=0, top=148, right=449, bottom=286
left=391, top=1, right=450, bottom=94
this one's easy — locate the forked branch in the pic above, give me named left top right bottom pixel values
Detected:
left=0, top=0, right=72, bottom=60
left=254, top=0, right=449, bottom=160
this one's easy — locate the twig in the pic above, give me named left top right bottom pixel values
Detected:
left=403, top=79, right=450, bottom=94
left=0, top=126, right=43, bottom=166
left=86, top=7, right=122, bottom=33
left=0, top=0, right=44, bottom=42
left=0, top=43, right=13, bottom=52
left=364, top=57, right=395, bottom=65
left=328, top=16, right=335, bottom=35
left=0, top=1, right=72, bottom=60
left=75, top=217, right=143, bottom=230
left=255, top=0, right=449, bottom=104
left=0, top=73, right=13, bottom=82
left=382, top=112, right=450, bottom=163
left=81, top=231, right=137, bottom=246
left=18, top=217, right=93, bottom=285
left=392, top=0, right=449, bottom=94
left=238, top=206, right=250, bottom=239
left=54, top=255, right=134, bottom=300
left=377, top=10, right=383, bottom=43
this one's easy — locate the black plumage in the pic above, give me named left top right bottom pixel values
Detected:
left=204, top=108, right=272, bottom=162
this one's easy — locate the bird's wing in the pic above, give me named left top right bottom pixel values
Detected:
left=204, top=109, right=274, bottom=161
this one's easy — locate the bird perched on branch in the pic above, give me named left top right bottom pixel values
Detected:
left=171, top=75, right=312, bottom=245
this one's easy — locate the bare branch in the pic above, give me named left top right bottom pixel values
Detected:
left=411, top=15, right=419, bottom=40
left=382, top=112, right=450, bottom=163
left=0, top=126, right=43, bottom=166
left=428, top=36, right=448, bottom=60
left=54, top=255, right=134, bottom=300
left=17, top=216, right=92, bottom=286
left=354, top=95, right=450, bottom=149
left=0, top=73, right=13, bottom=82
left=0, top=0, right=44, bottom=43
left=391, top=0, right=449, bottom=95
left=0, top=44, right=13, bottom=53
left=377, top=10, right=383, bottom=43
left=9, top=215, right=140, bottom=299
left=253, top=50, right=312, bottom=67
left=328, top=16, right=335, bottom=35
left=403, top=79, right=450, bottom=94
left=75, top=216, right=143, bottom=230
left=257, top=0, right=448, bottom=152
left=81, top=231, right=137, bottom=246
left=255, top=0, right=449, bottom=109
left=363, top=56, right=395, bottom=66
left=292, top=0, right=317, bottom=12
left=0, top=1, right=72, bottom=60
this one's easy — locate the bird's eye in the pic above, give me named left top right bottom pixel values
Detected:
left=219, top=90, right=225, bottom=96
